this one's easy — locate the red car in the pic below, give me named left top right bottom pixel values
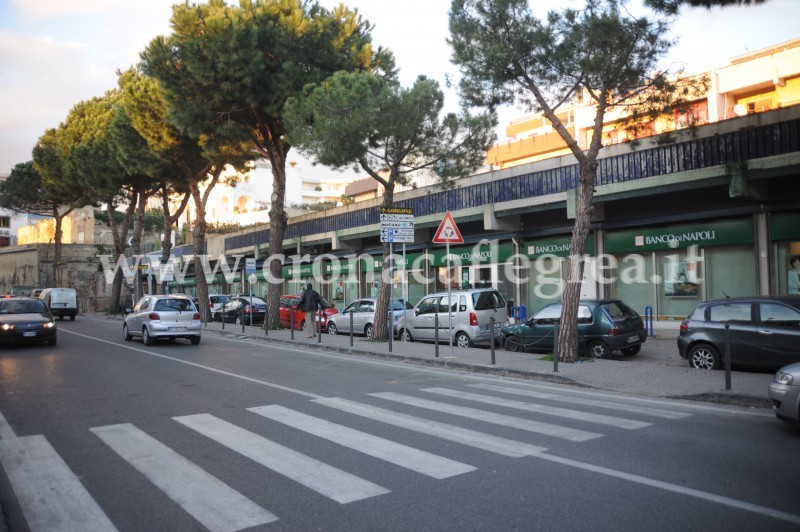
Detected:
left=279, top=295, right=338, bottom=331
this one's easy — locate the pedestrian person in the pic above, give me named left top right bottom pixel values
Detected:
left=298, top=282, right=321, bottom=337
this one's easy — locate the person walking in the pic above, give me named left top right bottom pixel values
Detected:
left=298, top=282, right=321, bottom=337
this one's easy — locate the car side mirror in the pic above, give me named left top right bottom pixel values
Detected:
left=414, top=307, right=420, bottom=315
left=526, top=318, right=536, bottom=326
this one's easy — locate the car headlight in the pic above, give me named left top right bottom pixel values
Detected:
left=774, top=371, right=794, bottom=385
left=43, top=321, right=56, bottom=328
left=1, top=323, right=13, bottom=331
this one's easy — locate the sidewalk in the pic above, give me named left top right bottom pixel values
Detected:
left=189, top=317, right=774, bottom=409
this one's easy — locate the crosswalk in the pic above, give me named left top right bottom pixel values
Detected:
left=0, top=383, right=693, bottom=531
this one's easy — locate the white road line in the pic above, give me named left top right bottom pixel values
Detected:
left=468, top=383, right=693, bottom=419
left=313, top=397, right=547, bottom=457
left=248, top=404, right=476, bottom=479
left=0, top=435, right=116, bottom=532
left=422, top=388, right=652, bottom=429
left=370, top=392, right=603, bottom=442
left=0, top=408, right=16, bottom=441
left=91, top=423, right=276, bottom=531
left=532, top=452, right=800, bottom=527
left=174, top=413, right=389, bottom=504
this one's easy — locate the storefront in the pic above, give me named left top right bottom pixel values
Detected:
left=427, top=241, right=516, bottom=303
left=522, top=235, right=596, bottom=313
left=770, top=213, right=800, bottom=295
left=606, top=219, right=756, bottom=321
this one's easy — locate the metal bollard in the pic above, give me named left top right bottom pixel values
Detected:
left=221, top=305, right=225, bottom=330
left=350, top=310, right=354, bottom=346
left=264, top=307, right=268, bottom=336
left=553, top=323, right=559, bottom=373
left=724, top=324, right=731, bottom=390
left=290, top=309, right=294, bottom=340
left=434, top=313, right=439, bottom=358
left=241, top=306, right=245, bottom=333
left=317, top=310, right=322, bottom=343
left=388, top=310, right=393, bottom=353
left=490, top=317, right=496, bottom=365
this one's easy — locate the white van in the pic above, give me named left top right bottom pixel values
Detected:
left=396, top=288, right=507, bottom=347
left=39, top=288, right=79, bottom=320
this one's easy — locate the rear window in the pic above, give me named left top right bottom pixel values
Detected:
left=601, top=301, right=638, bottom=318
left=155, top=298, right=195, bottom=312
left=472, top=291, right=506, bottom=311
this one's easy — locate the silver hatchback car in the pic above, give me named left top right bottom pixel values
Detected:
left=327, top=298, right=412, bottom=340
left=123, top=295, right=202, bottom=345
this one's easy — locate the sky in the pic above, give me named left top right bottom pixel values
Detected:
left=0, top=0, right=798, bottom=176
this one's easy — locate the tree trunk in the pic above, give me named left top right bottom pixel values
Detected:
left=372, top=184, right=395, bottom=342
left=52, top=212, right=63, bottom=286
left=189, top=177, right=209, bottom=323
left=160, top=189, right=191, bottom=295
left=265, top=151, right=288, bottom=330
left=557, top=164, right=596, bottom=362
left=106, top=196, right=136, bottom=315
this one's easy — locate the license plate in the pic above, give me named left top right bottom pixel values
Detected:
left=627, top=335, right=638, bottom=343
left=23, top=331, right=37, bottom=337
left=169, top=327, right=187, bottom=332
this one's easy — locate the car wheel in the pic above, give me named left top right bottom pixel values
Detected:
left=587, top=340, right=610, bottom=359
left=123, top=324, right=132, bottom=341
left=504, top=336, right=523, bottom=352
left=328, top=323, right=338, bottom=335
left=689, top=343, right=721, bottom=370
left=621, top=344, right=641, bottom=356
left=143, top=327, right=154, bottom=346
left=299, top=320, right=306, bottom=332
left=190, top=336, right=201, bottom=345
left=70, top=315, right=75, bottom=321
left=213, top=312, right=221, bottom=322
left=455, top=332, right=471, bottom=348
left=365, top=324, right=374, bottom=340
left=399, top=328, right=414, bottom=342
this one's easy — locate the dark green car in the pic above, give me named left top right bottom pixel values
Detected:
left=500, top=299, right=646, bottom=358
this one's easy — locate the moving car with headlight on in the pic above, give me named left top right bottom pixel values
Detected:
left=500, top=299, right=646, bottom=358
left=768, top=362, right=800, bottom=423
left=0, top=297, right=57, bottom=346
left=123, top=294, right=201, bottom=345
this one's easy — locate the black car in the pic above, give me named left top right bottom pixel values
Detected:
left=677, top=296, right=800, bottom=371
left=214, top=296, right=267, bottom=325
left=0, top=297, right=57, bottom=346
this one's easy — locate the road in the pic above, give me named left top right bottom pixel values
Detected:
left=0, top=315, right=798, bottom=531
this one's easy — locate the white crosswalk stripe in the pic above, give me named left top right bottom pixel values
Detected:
left=0, top=435, right=117, bottom=532
left=248, top=404, right=476, bottom=479
left=91, top=423, right=277, bottom=531
left=369, top=392, right=603, bottom=442
left=421, top=388, right=652, bottom=429
left=174, top=413, right=390, bottom=504
left=312, top=397, right=548, bottom=457
left=467, top=383, right=693, bottom=419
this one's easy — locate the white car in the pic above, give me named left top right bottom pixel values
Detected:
left=327, top=298, right=412, bottom=340
left=123, top=295, right=201, bottom=345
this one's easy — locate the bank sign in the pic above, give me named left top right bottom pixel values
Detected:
left=605, top=219, right=754, bottom=253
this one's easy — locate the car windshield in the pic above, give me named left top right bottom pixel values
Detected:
left=154, top=299, right=195, bottom=312
left=241, top=297, right=266, bottom=306
left=0, top=300, right=46, bottom=314
left=391, top=300, right=413, bottom=311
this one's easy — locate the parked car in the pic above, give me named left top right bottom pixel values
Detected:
left=279, top=295, right=338, bottom=331
left=395, top=288, right=507, bottom=348
left=29, top=288, right=44, bottom=298
left=0, top=297, right=57, bottom=346
left=327, top=298, right=413, bottom=339
left=677, top=296, right=800, bottom=371
left=214, top=296, right=267, bottom=325
left=768, top=362, right=800, bottom=424
left=499, top=299, right=646, bottom=358
left=209, top=294, right=231, bottom=315
left=123, top=294, right=201, bottom=345
left=38, top=287, right=79, bottom=320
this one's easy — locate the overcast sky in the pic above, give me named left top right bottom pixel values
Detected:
left=0, top=0, right=797, bottom=176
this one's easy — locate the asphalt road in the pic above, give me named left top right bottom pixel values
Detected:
left=0, top=315, right=798, bottom=531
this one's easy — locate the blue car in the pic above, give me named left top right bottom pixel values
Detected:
left=499, top=299, right=646, bottom=358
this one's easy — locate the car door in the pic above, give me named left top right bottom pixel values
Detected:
left=520, top=304, right=560, bottom=351
left=338, top=301, right=360, bottom=333
left=354, top=300, right=375, bottom=334
left=705, top=302, right=758, bottom=366
left=128, top=297, right=150, bottom=333
left=757, top=302, right=800, bottom=369
left=411, top=295, right=440, bottom=340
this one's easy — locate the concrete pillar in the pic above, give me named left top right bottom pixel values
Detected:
left=756, top=212, right=770, bottom=295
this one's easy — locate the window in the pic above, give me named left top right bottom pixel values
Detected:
left=708, top=303, right=752, bottom=323
left=0, top=216, right=9, bottom=228
left=473, top=290, right=505, bottom=310
left=759, top=303, right=800, bottom=328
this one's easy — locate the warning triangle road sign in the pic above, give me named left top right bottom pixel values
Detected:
left=432, top=211, right=464, bottom=244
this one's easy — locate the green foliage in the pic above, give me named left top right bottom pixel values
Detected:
left=645, top=0, right=767, bottom=13
left=94, top=209, right=164, bottom=233
left=0, top=162, right=53, bottom=215
left=285, top=71, right=496, bottom=192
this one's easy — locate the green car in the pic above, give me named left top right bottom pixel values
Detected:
left=500, top=299, right=646, bottom=358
